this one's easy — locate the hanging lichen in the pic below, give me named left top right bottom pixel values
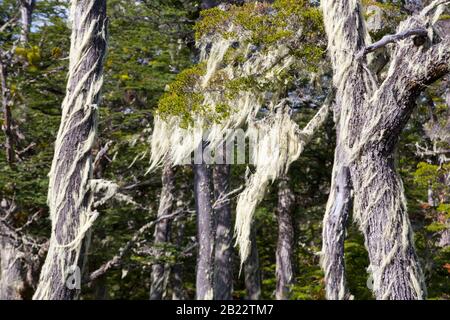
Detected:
left=149, top=0, right=328, bottom=265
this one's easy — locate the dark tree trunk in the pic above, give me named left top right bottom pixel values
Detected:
left=33, top=0, right=108, bottom=300
left=244, top=226, right=261, bottom=300
left=194, top=163, right=215, bottom=300
left=275, top=175, right=295, bottom=300
left=150, top=162, right=175, bottom=300
left=171, top=216, right=188, bottom=300
left=213, top=162, right=233, bottom=300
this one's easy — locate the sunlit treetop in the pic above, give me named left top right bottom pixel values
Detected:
left=156, top=0, right=327, bottom=128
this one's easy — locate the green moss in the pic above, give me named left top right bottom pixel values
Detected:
left=438, top=14, right=450, bottom=21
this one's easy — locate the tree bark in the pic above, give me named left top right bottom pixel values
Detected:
left=19, top=0, right=35, bottom=45
left=275, top=175, right=295, bottom=300
left=0, top=230, right=28, bottom=299
left=321, top=0, right=449, bottom=299
left=150, top=162, right=175, bottom=300
left=33, top=0, right=107, bottom=300
left=321, top=161, right=352, bottom=300
left=171, top=216, right=188, bottom=300
left=194, top=163, right=215, bottom=300
left=0, top=59, right=14, bottom=165
left=212, top=162, right=233, bottom=300
left=244, top=226, right=261, bottom=300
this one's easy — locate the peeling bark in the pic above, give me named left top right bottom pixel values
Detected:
left=194, top=163, right=215, bottom=300
left=275, top=175, right=295, bottom=300
left=213, top=158, right=233, bottom=300
left=150, top=162, right=175, bottom=300
left=33, top=0, right=108, bottom=300
left=244, top=226, right=261, bottom=300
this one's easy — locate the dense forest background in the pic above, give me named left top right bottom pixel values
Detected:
left=0, top=0, right=449, bottom=300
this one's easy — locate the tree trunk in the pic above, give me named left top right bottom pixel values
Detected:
left=33, top=0, right=107, bottom=300
left=19, top=0, right=35, bottom=45
left=244, top=226, right=261, bottom=300
left=321, top=0, right=449, bottom=299
left=194, top=163, right=215, bottom=300
left=150, top=162, right=175, bottom=300
left=171, top=216, right=187, bottom=300
left=213, top=162, right=233, bottom=300
left=0, top=59, right=14, bottom=165
left=350, top=152, right=425, bottom=300
left=321, top=161, right=352, bottom=300
left=0, top=231, right=27, bottom=299
left=275, top=175, right=295, bottom=300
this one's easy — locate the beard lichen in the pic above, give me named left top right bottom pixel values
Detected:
left=149, top=0, right=328, bottom=265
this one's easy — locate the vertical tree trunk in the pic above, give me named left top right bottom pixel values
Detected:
left=321, top=160, right=352, bottom=300
left=150, top=162, right=175, bottom=300
left=351, top=153, right=426, bottom=300
left=275, top=175, right=295, bottom=300
left=0, top=231, right=27, bottom=299
left=33, top=0, right=107, bottom=300
left=320, top=0, right=449, bottom=299
left=0, top=60, right=14, bottom=165
left=194, top=163, right=215, bottom=300
left=244, top=226, right=261, bottom=300
left=171, top=216, right=187, bottom=300
left=171, top=177, right=189, bottom=300
left=19, top=0, right=35, bottom=45
left=213, top=161, right=233, bottom=300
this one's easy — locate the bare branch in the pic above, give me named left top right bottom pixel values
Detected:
left=87, top=209, right=189, bottom=283
left=212, top=185, right=243, bottom=210
left=93, top=140, right=112, bottom=170
left=15, top=209, right=43, bottom=232
left=0, top=15, right=19, bottom=33
left=357, top=28, right=428, bottom=59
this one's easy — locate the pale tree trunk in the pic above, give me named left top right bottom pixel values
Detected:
left=194, top=163, right=215, bottom=300
left=321, top=149, right=352, bottom=300
left=0, top=202, right=45, bottom=299
left=33, top=0, right=107, bottom=300
left=213, top=159, right=233, bottom=300
left=19, top=0, right=35, bottom=45
left=275, top=175, right=295, bottom=300
left=0, top=228, right=27, bottom=299
left=150, top=162, right=175, bottom=300
left=0, top=59, right=14, bottom=165
left=321, top=0, right=449, bottom=299
left=244, top=226, right=261, bottom=300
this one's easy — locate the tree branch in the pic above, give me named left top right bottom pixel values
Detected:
left=87, top=209, right=188, bottom=283
left=357, top=28, right=428, bottom=59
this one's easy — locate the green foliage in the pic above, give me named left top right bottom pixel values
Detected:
left=0, top=0, right=449, bottom=301
left=157, top=1, right=326, bottom=129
